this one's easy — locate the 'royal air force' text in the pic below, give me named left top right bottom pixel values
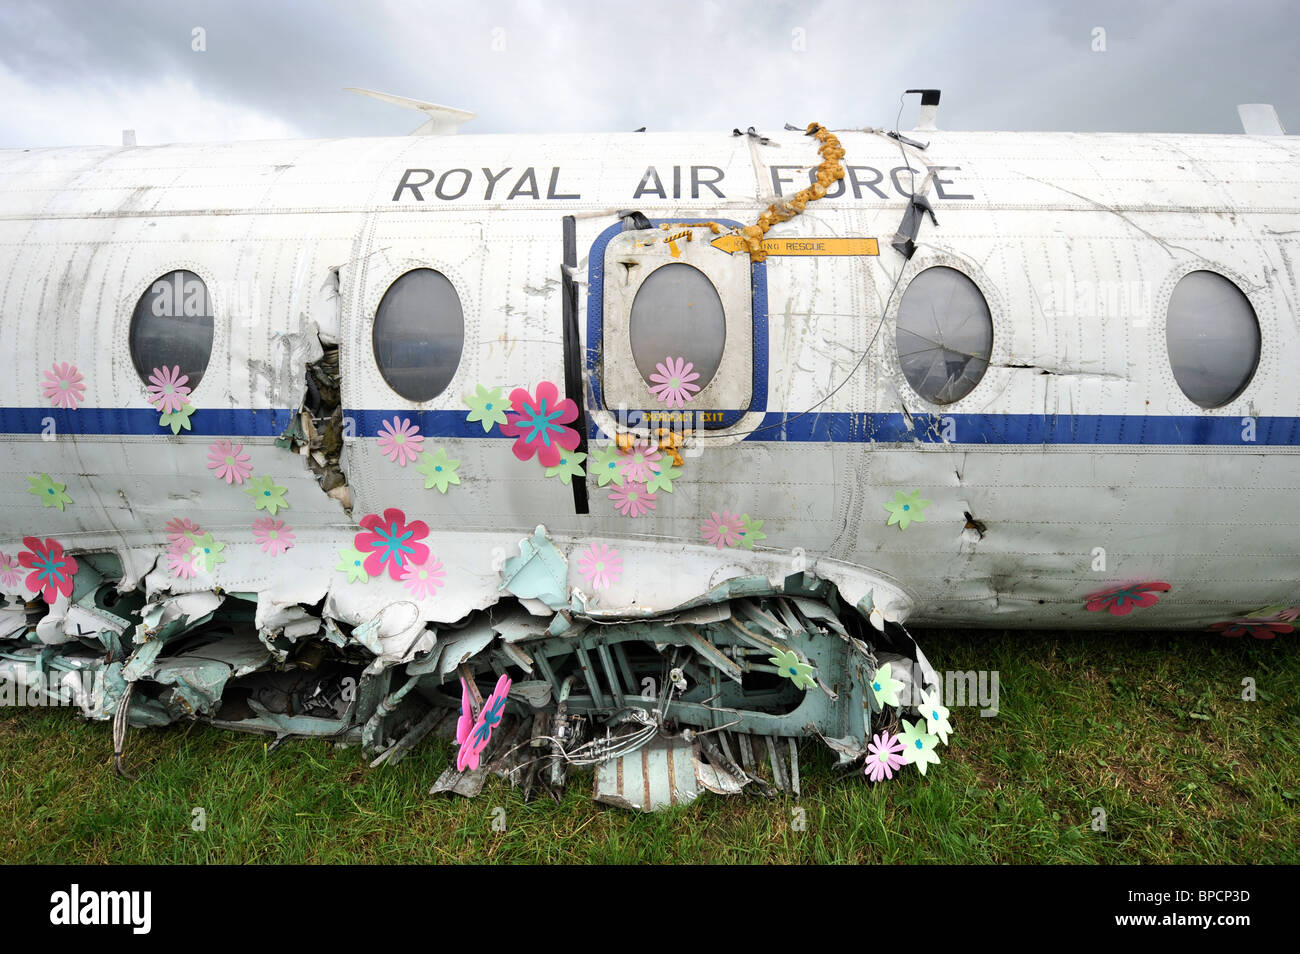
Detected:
left=392, top=165, right=974, bottom=203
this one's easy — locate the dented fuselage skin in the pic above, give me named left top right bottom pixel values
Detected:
left=1, top=125, right=1298, bottom=635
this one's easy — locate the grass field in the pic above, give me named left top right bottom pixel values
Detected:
left=1, top=628, right=1296, bottom=864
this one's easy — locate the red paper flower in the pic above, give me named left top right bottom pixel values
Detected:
left=354, top=508, right=430, bottom=581
left=1083, top=581, right=1170, bottom=616
left=499, top=381, right=580, bottom=468
left=18, top=536, right=78, bottom=603
left=1208, top=619, right=1292, bottom=640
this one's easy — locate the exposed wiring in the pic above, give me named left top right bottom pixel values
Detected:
left=112, top=681, right=136, bottom=779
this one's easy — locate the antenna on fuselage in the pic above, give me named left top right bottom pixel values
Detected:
left=346, top=87, right=476, bottom=135
left=1237, top=104, right=1286, bottom=136
left=905, top=88, right=941, bottom=131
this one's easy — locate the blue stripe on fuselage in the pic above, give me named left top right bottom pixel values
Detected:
left=0, top=407, right=1295, bottom=445
left=0, top=407, right=294, bottom=436
left=331, top=409, right=1300, bottom=446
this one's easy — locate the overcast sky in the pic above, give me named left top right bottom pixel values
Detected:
left=1, top=0, right=1296, bottom=148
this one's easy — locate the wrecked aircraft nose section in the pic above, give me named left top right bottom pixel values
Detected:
left=0, top=529, right=952, bottom=812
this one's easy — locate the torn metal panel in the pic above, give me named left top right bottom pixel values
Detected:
left=351, top=601, right=434, bottom=675
left=694, top=748, right=747, bottom=796
left=498, top=525, right=569, bottom=610
left=508, top=680, right=551, bottom=708
left=818, top=731, right=867, bottom=766
left=593, top=737, right=699, bottom=811
left=490, top=606, right=551, bottom=642
left=0, top=603, right=29, bottom=640
left=256, top=599, right=323, bottom=645
left=425, top=618, right=493, bottom=677
left=147, top=631, right=274, bottom=718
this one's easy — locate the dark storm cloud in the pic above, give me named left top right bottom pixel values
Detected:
left=0, top=0, right=1296, bottom=147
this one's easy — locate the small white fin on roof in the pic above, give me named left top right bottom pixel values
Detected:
left=1237, top=103, right=1286, bottom=136
left=346, top=87, right=475, bottom=135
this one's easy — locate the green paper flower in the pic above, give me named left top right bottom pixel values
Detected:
left=545, top=450, right=586, bottom=485
left=243, top=474, right=289, bottom=515
left=589, top=443, right=625, bottom=487
left=919, top=688, right=952, bottom=745
left=1246, top=604, right=1288, bottom=619
left=884, top=489, right=929, bottom=530
left=869, top=662, right=904, bottom=709
left=188, top=533, right=226, bottom=572
left=646, top=462, right=682, bottom=494
left=768, top=647, right=817, bottom=691
left=899, top=718, right=941, bottom=775
left=464, top=384, right=509, bottom=433
left=417, top=448, right=461, bottom=493
left=336, top=546, right=370, bottom=584
left=159, top=403, right=196, bottom=435
left=27, top=473, right=72, bottom=511
left=737, top=514, right=766, bottom=549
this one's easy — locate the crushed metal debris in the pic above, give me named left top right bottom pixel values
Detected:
left=0, top=531, right=945, bottom=811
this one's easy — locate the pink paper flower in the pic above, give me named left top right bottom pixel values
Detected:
left=252, top=517, right=295, bottom=556
left=701, top=511, right=744, bottom=549
left=376, top=416, right=424, bottom=466
left=458, top=673, right=512, bottom=772
left=1208, top=619, right=1292, bottom=640
left=165, top=517, right=201, bottom=548
left=577, top=542, right=622, bottom=591
left=499, top=381, right=581, bottom=468
left=167, top=549, right=198, bottom=579
left=354, top=507, right=430, bottom=581
left=648, top=356, right=701, bottom=408
left=456, top=678, right=476, bottom=748
left=18, top=536, right=77, bottom=603
left=146, top=365, right=191, bottom=414
left=865, top=730, right=906, bottom=782
left=41, top=362, right=86, bottom=410
left=609, top=481, right=656, bottom=518
left=401, top=553, right=446, bottom=600
left=206, top=440, right=252, bottom=484
left=0, top=552, right=24, bottom=590
left=618, top=441, right=662, bottom=483
left=1084, top=581, right=1171, bottom=616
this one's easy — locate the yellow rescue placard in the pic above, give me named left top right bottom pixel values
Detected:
left=710, top=235, right=879, bottom=256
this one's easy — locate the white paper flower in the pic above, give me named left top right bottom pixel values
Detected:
left=919, top=688, right=952, bottom=745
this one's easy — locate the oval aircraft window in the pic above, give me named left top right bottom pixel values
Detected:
left=372, top=268, right=465, bottom=402
left=1166, top=271, right=1260, bottom=408
left=629, top=263, right=726, bottom=392
left=895, top=266, right=993, bottom=405
left=129, top=270, right=216, bottom=391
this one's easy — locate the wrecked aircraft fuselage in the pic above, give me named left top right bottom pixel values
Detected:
left=5, top=118, right=1298, bottom=807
